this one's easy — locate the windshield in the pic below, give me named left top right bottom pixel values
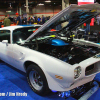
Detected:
left=13, top=26, right=40, bottom=44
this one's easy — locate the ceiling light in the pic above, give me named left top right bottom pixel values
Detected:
left=6, top=10, right=11, bottom=12
left=45, top=0, right=51, bottom=2
left=24, top=5, right=29, bottom=7
left=38, top=3, right=44, bottom=5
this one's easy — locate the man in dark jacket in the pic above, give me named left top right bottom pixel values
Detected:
left=16, top=13, right=22, bottom=25
left=4, top=15, right=11, bottom=27
left=42, top=15, right=45, bottom=24
left=29, top=16, right=34, bottom=24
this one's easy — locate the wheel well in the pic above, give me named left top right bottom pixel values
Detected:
left=24, top=61, right=38, bottom=71
left=24, top=61, right=50, bottom=90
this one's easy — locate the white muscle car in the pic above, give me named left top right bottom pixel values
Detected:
left=0, top=3, right=100, bottom=99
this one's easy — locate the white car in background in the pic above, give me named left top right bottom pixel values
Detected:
left=0, top=3, right=100, bottom=99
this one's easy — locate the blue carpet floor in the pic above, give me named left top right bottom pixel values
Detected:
left=0, top=61, right=100, bottom=100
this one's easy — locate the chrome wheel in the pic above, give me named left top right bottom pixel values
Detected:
left=27, top=64, right=50, bottom=95
left=29, top=70, right=43, bottom=91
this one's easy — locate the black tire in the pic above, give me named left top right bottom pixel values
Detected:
left=26, top=64, right=50, bottom=96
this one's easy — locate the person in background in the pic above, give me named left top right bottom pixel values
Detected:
left=37, top=16, right=41, bottom=24
left=34, top=16, right=38, bottom=23
left=22, top=17, right=27, bottom=25
left=86, top=19, right=91, bottom=35
left=15, top=13, right=22, bottom=25
left=96, top=14, right=100, bottom=25
left=25, top=17, right=27, bottom=24
left=42, top=15, right=45, bottom=24
left=47, top=16, right=50, bottom=21
left=4, top=15, right=11, bottom=27
left=13, top=17, right=16, bottom=24
left=29, top=16, right=34, bottom=24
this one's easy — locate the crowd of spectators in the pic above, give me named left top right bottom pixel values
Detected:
left=28, top=15, right=51, bottom=25
left=0, top=14, right=52, bottom=27
left=1, top=13, right=100, bottom=29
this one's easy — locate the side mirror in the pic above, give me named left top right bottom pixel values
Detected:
left=2, top=40, right=8, bottom=43
left=2, top=40, right=8, bottom=46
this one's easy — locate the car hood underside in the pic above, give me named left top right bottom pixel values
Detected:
left=23, top=3, right=100, bottom=44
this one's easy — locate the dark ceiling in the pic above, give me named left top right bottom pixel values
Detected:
left=0, top=0, right=77, bottom=9
left=0, top=0, right=99, bottom=9
left=0, top=0, right=62, bottom=9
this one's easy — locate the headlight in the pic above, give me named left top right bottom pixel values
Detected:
left=74, top=66, right=81, bottom=79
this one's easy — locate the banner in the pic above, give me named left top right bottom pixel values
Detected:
left=78, top=0, right=94, bottom=5
left=78, top=0, right=94, bottom=26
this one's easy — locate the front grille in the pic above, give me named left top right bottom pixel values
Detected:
left=85, top=61, right=100, bottom=76
left=85, top=64, right=95, bottom=76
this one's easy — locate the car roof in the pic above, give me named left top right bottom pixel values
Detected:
left=0, top=26, right=23, bottom=30
left=0, top=25, right=42, bottom=31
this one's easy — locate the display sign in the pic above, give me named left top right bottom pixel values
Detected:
left=78, top=0, right=94, bottom=5
left=78, top=0, right=94, bottom=26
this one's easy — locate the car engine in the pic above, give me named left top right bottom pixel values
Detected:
left=38, top=42, right=100, bottom=65
left=23, top=36, right=100, bottom=65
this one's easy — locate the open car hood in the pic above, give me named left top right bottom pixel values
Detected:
left=23, top=3, right=100, bottom=44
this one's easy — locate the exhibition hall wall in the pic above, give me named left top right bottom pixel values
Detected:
left=0, top=5, right=62, bottom=19
left=32, top=5, right=62, bottom=17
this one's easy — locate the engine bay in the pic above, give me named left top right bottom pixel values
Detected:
left=22, top=34, right=100, bottom=65
left=37, top=43, right=100, bottom=65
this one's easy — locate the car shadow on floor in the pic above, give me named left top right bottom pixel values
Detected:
left=0, top=61, right=76, bottom=100
left=0, top=60, right=100, bottom=100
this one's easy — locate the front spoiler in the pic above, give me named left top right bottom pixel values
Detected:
left=58, top=81, right=99, bottom=99
left=78, top=81, right=99, bottom=100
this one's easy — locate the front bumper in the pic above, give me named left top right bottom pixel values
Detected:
left=78, top=81, right=99, bottom=100
left=46, top=57, right=100, bottom=92
left=58, top=81, right=99, bottom=100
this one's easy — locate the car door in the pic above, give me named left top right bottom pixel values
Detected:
left=9, top=27, right=28, bottom=71
left=0, top=30, right=13, bottom=65
left=11, top=44, right=26, bottom=71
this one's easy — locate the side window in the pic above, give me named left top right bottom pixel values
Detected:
left=13, top=27, right=40, bottom=44
left=13, top=30, right=22, bottom=44
left=0, top=30, right=10, bottom=43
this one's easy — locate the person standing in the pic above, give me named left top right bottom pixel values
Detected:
left=29, top=16, right=34, bottom=24
left=96, top=14, right=100, bottom=25
left=4, top=15, right=11, bottom=27
left=15, top=13, right=22, bottom=25
left=86, top=19, right=91, bottom=35
left=22, top=17, right=27, bottom=25
left=42, top=15, right=45, bottom=24
left=37, top=16, right=41, bottom=24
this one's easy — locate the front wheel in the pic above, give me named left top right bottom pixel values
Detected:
left=26, top=64, right=50, bottom=96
